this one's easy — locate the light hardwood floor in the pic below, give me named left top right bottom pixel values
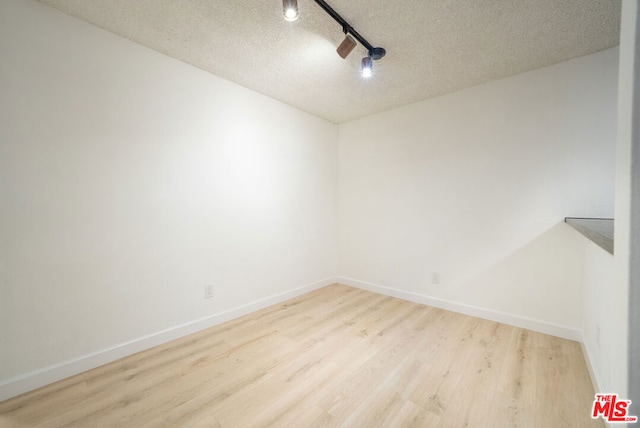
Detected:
left=0, top=284, right=601, bottom=427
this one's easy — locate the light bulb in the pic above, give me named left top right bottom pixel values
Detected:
left=284, top=8, right=298, bottom=21
left=283, top=0, right=298, bottom=21
left=361, top=56, right=373, bottom=78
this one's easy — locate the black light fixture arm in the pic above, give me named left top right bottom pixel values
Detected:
left=312, top=0, right=386, bottom=60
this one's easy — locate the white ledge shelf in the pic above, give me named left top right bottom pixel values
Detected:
left=564, top=217, right=614, bottom=255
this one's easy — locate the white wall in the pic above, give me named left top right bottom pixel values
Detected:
left=338, top=48, right=619, bottom=337
left=614, top=0, right=639, bottom=416
left=624, top=0, right=640, bottom=413
left=580, top=238, right=615, bottom=394
left=0, top=0, right=337, bottom=396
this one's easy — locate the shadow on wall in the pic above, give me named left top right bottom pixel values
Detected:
left=449, top=222, right=584, bottom=329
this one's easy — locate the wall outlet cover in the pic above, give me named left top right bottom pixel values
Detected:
left=204, top=284, right=214, bottom=299
left=431, top=272, right=440, bottom=285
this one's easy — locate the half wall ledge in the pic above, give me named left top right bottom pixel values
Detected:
left=564, top=217, right=614, bottom=255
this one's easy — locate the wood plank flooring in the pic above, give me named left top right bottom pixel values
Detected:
left=0, top=284, right=602, bottom=427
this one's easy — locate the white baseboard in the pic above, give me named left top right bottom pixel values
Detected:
left=0, top=276, right=336, bottom=402
left=337, top=276, right=583, bottom=342
left=1, top=275, right=590, bottom=403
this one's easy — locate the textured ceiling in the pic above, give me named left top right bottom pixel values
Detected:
left=39, top=0, right=621, bottom=123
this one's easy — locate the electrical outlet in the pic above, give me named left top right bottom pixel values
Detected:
left=204, top=284, right=214, bottom=299
left=431, top=272, right=440, bottom=285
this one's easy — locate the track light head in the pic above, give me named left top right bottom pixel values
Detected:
left=361, top=56, right=373, bottom=78
left=336, top=35, right=357, bottom=59
left=283, top=0, right=298, bottom=21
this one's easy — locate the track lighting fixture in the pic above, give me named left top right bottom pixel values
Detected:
left=283, top=0, right=298, bottom=22
left=283, top=0, right=386, bottom=77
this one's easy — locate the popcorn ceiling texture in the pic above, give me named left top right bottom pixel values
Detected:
left=38, top=0, right=621, bottom=123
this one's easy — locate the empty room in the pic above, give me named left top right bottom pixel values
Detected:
left=1, top=0, right=638, bottom=427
